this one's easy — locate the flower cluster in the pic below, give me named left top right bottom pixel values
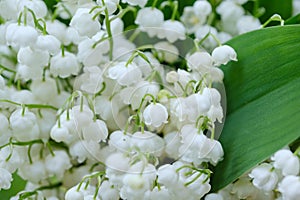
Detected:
left=205, top=147, right=300, bottom=200
left=0, top=0, right=289, bottom=199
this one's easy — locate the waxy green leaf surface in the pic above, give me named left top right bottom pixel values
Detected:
left=211, top=25, right=300, bottom=191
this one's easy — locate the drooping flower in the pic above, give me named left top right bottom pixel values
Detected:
left=143, top=103, right=168, bottom=128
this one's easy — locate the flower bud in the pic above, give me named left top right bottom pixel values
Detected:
left=212, top=45, right=237, bottom=66
left=143, top=103, right=168, bottom=128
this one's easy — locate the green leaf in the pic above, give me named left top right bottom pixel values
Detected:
left=259, top=0, right=292, bottom=22
left=211, top=25, right=300, bottom=191
left=285, top=13, right=300, bottom=25
left=0, top=173, right=26, bottom=199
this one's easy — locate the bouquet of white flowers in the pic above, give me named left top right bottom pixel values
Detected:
left=0, top=0, right=299, bottom=199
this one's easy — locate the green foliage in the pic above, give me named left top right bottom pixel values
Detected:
left=0, top=173, right=26, bottom=199
left=211, top=25, right=300, bottom=191
left=285, top=13, right=300, bottom=24
left=259, top=0, right=293, bottom=22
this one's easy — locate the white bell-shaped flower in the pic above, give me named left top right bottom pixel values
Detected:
left=97, top=0, right=119, bottom=15
left=0, top=113, right=9, bottom=136
left=205, top=193, right=223, bottom=200
left=181, top=6, right=204, bottom=34
left=77, top=34, right=109, bottom=67
left=0, top=0, right=18, bottom=20
left=36, top=109, right=56, bottom=141
left=10, top=89, right=36, bottom=105
left=35, top=34, right=61, bottom=55
left=108, top=130, right=131, bottom=152
left=237, top=15, right=261, bottom=34
left=195, top=25, right=219, bottom=49
left=179, top=125, right=206, bottom=162
left=127, top=162, right=157, bottom=184
left=120, top=174, right=150, bottom=200
left=17, top=64, right=43, bottom=81
left=166, top=71, right=179, bottom=83
left=50, top=51, right=80, bottom=78
left=185, top=172, right=211, bottom=198
left=193, top=0, right=212, bottom=17
left=249, top=163, right=278, bottom=191
left=159, top=20, right=186, bottom=43
left=130, top=131, right=165, bottom=156
left=46, top=20, right=71, bottom=45
left=164, top=131, right=181, bottom=159
left=74, top=66, right=104, bottom=94
left=0, top=146, right=24, bottom=173
left=108, top=62, right=142, bottom=86
left=30, top=78, right=57, bottom=103
left=65, top=185, right=84, bottom=200
left=50, top=124, right=72, bottom=143
left=70, top=8, right=101, bottom=38
left=187, top=52, right=213, bottom=71
left=157, top=164, right=178, bottom=187
left=121, top=175, right=143, bottom=197
left=108, top=17, right=124, bottom=35
left=203, top=87, right=221, bottom=106
left=154, top=41, right=179, bottom=63
left=17, top=46, right=49, bottom=68
left=135, top=7, right=164, bottom=37
left=185, top=93, right=212, bottom=121
left=45, top=150, right=72, bottom=179
left=18, top=160, right=47, bottom=183
left=0, top=168, right=12, bottom=190
left=143, top=103, right=168, bottom=128
left=179, top=125, right=224, bottom=165
left=216, top=1, right=244, bottom=21
left=17, top=0, right=48, bottom=18
left=207, top=105, right=223, bottom=123
left=69, top=140, right=100, bottom=163
left=201, top=138, right=224, bottom=165
left=119, top=81, right=160, bottom=110
left=105, top=152, right=130, bottom=172
left=271, top=149, right=300, bottom=176
left=6, top=23, right=38, bottom=47
left=98, top=180, right=120, bottom=200
left=278, top=175, right=300, bottom=200
left=82, top=119, right=108, bottom=142
left=9, top=108, right=40, bottom=142
left=123, top=0, right=147, bottom=7
left=212, top=45, right=237, bottom=66
left=146, top=186, right=172, bottom=200
left=71, top=105, right=94, bottom=129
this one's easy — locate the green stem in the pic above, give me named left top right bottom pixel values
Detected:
left=110, top=6, right=137, bottom=21
left=184, top=173, right=202, bottom=186
left=0, top=99, right=58, bottom=110
left=19, top=182, right=62, bottom=200
left=89, top=5, right=104, bottom=14
left=152, top=0, right=159, bottom=8
left=18, top=12, right=23, bottom=25
left=94, top=82, right=106, bottom=97
left=0, top=139, right=44, bottom=150
left=128, top=29, right=141, bottom=42
left=294, top=146, right=300, bottom=156
left=93, top=176, right=102, bottom=200
left=101, top=0, right=113, bottom=61
left=0, top=64, right=17, bottom=74
left=28, top=144, right=33, bottom=164
left=23, top=7, right=27, bottom=26
left=262, top=14, right=284, bottom=27
left=171, top=1, right=178, bottom=20
left=61, top=44, right=65, bottom=57
left=210, top=33, right=222, bottom=46
left=92, top=35, right=109, bottom=49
